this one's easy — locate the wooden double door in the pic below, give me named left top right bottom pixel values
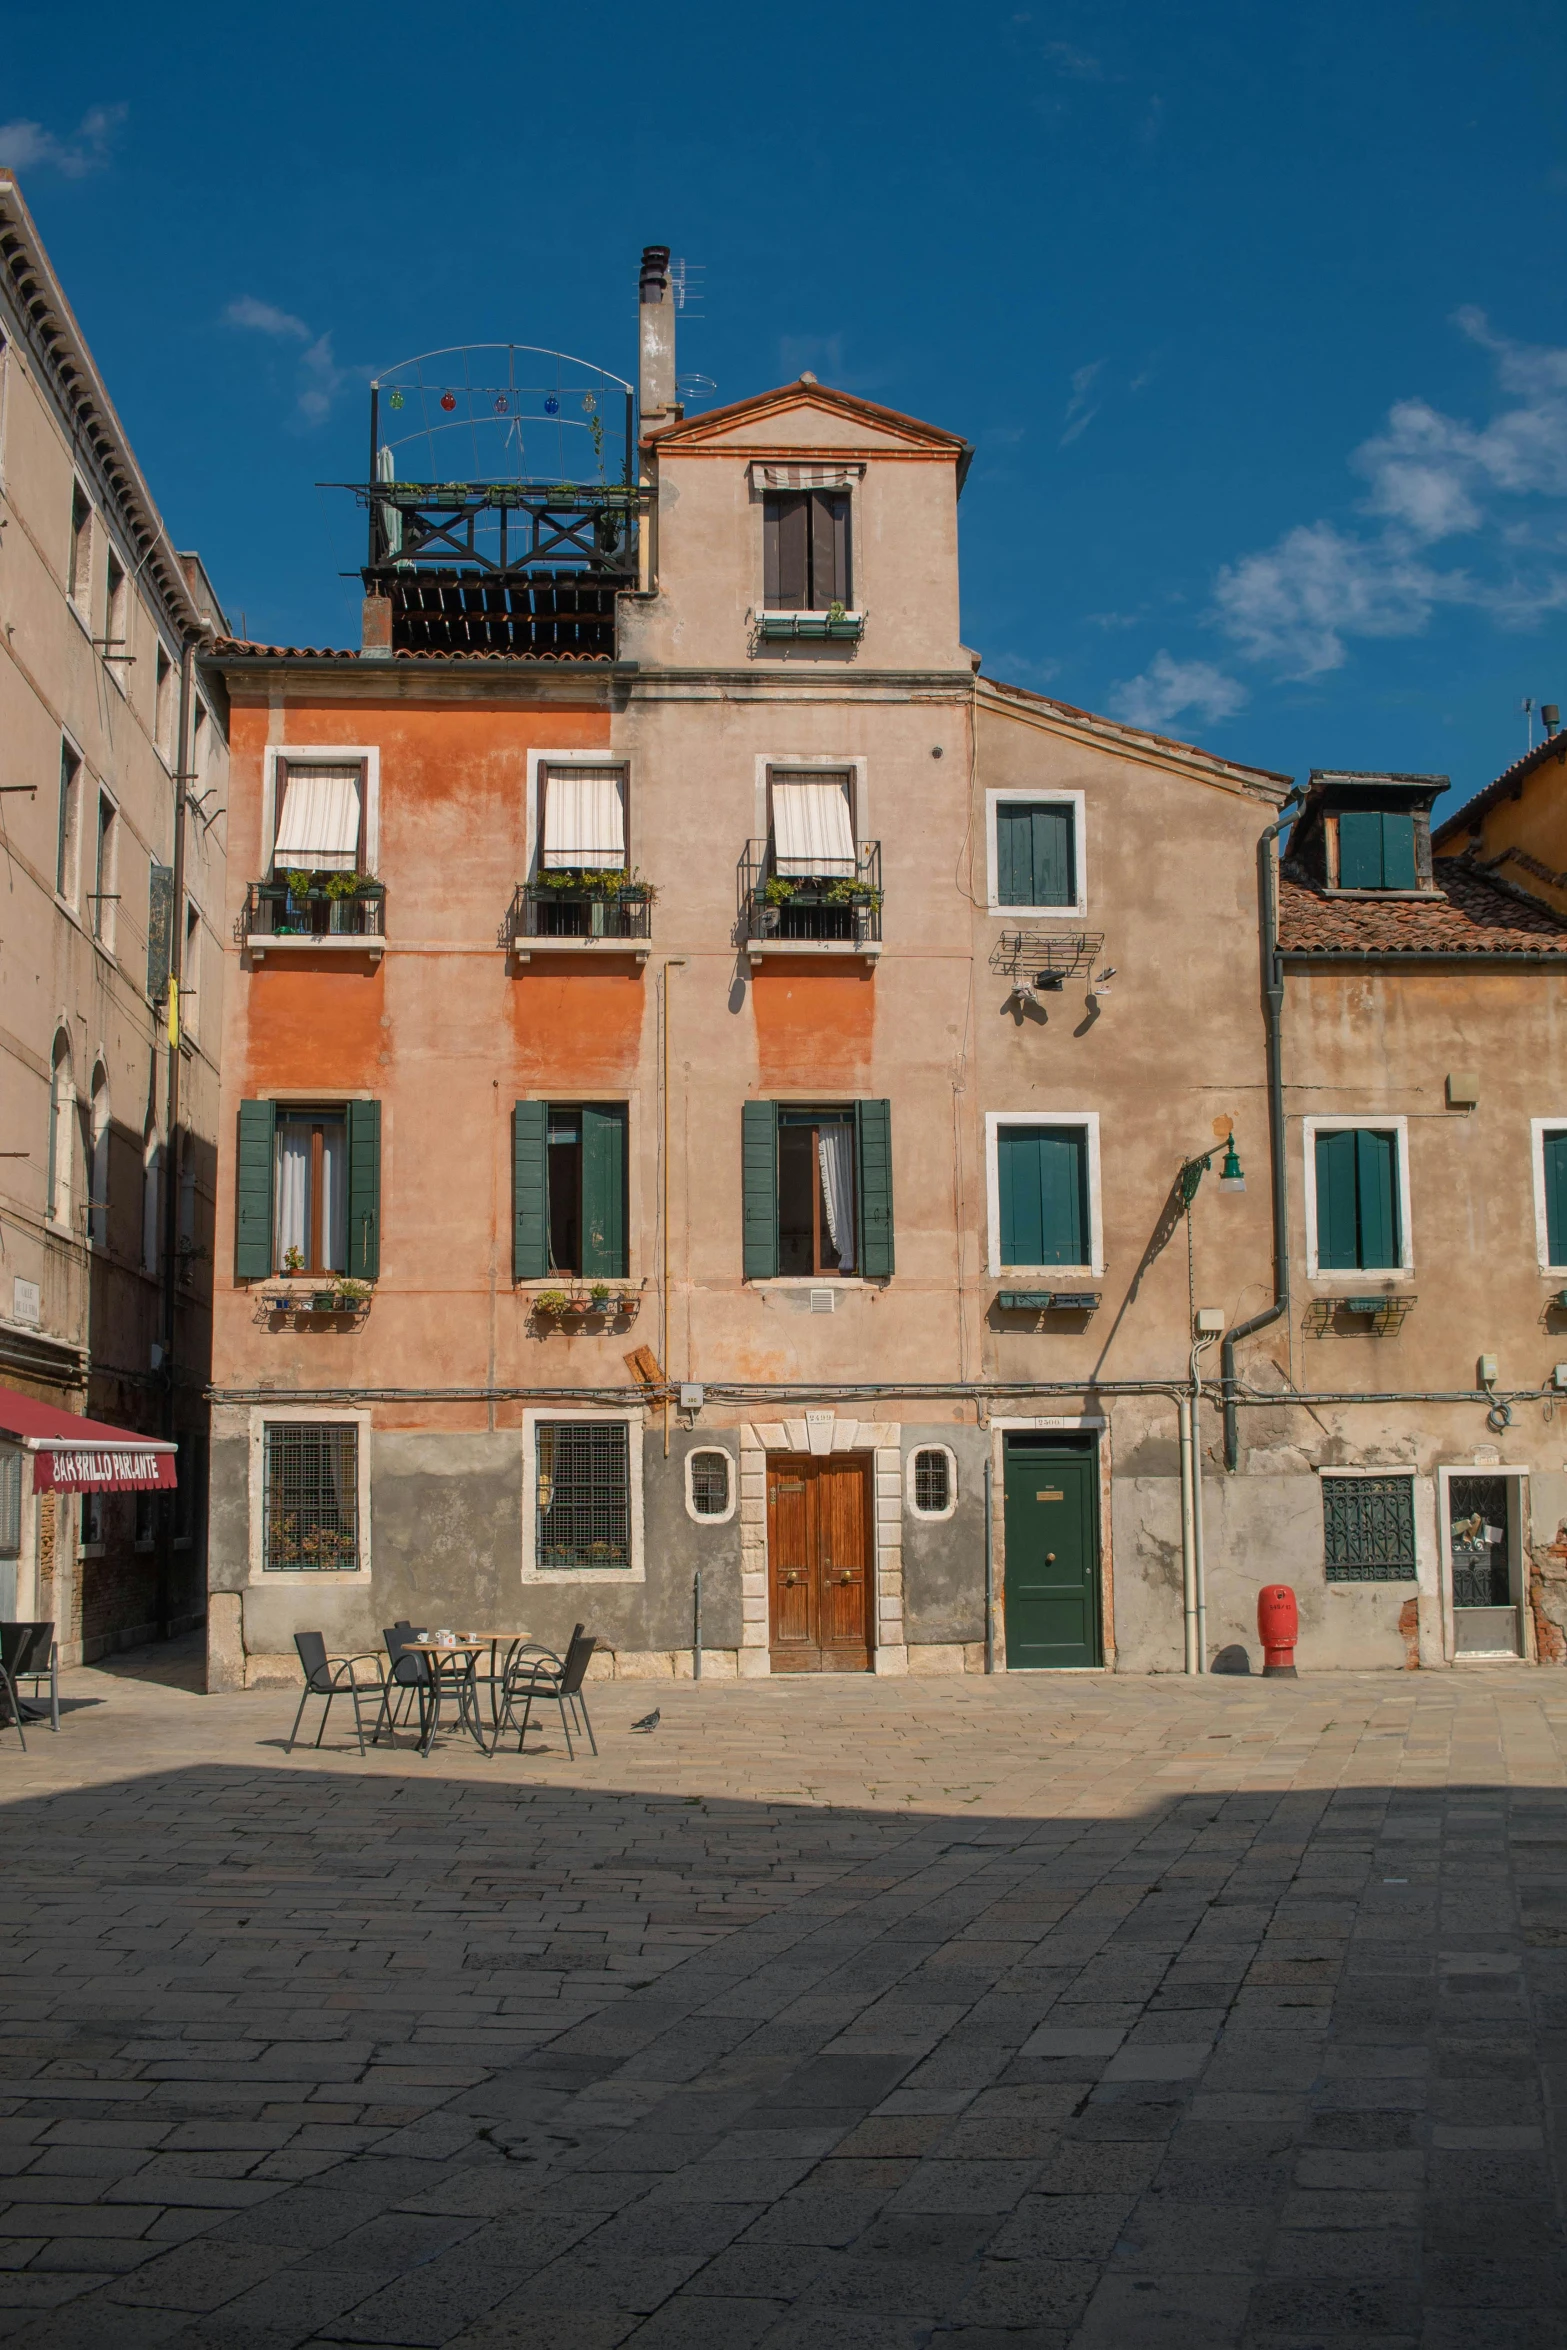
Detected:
left=767, top=1454, right=873, bottom=1672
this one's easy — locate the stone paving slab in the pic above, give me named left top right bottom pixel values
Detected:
left=0, top=1644, right=1564, bottom=2343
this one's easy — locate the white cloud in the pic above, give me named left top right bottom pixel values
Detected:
left=225, top=298, right=349, bottom=429
left=1109, top=651, right=1247, bottom=734
left=0, top=103, right=126, bottom=179
left=1060, top=360, right=1104, bottom=448
left=223, top=295, right=309, bottom=340
left=1204, top=312, right=1567, bottom=679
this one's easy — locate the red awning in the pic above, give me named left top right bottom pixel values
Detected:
left=0, top=1388, right=178, bottom=1493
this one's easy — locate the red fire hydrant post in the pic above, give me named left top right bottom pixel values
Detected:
left=1257, top=1584, right=1299, bottom=1678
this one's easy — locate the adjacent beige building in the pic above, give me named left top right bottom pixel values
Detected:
left=0, top=172, right=228, bottom=1659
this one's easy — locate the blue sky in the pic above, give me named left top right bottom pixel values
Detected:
left=5, top=0, right=1566, bottom=803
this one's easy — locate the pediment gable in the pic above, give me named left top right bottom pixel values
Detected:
left=648, top=380, right=970, bottom=469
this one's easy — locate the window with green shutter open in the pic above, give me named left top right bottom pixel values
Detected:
left=1314, top=1127, right=1402, bottom=1270
left=513, top=1101, right=627, bottom=1279
left=741, top=1100, right=894, bottom=1280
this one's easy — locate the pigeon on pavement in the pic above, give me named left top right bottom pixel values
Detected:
left=631, top=1707, right=661, bottom=1732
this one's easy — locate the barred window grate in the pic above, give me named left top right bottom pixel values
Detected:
left=537, top=1422, right=630, bottom=1570
left=913, top=1448, right=951, bottom=1514
left=264, top=1423, right=358, bottom=1572
left=690, top=1450, right=730, bottom=1517
left=1322, top=1474, right=1416, bottom=1581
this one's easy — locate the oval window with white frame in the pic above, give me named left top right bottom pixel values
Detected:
left=685, top=1446, right=736, bottom=1524
left=906, top=1443, right=957, bottom=1521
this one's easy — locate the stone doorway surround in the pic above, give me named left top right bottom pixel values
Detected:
left=739, top=1416, right=905, bottom=1674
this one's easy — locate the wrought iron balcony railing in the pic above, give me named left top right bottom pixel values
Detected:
left=246, top=879, right=385, bottom=940
left=508, top=879, right=654, bottom=944
left=738, top=839, right=883, bottom=945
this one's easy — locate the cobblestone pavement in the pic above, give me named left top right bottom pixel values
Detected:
left=1, top=1648, right=1566, bottom=2348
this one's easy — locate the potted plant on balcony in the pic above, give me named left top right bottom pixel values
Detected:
left=533, top=1289, right=570, bottom=1323
left=331, top=1277, right=373, bottom=1311
left=324, top=870, right=362, bottom=932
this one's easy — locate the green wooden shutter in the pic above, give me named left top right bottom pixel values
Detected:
left=581, top=1103, right=628, bottom=1279
left=996, top=805, right=1029, bottom=906
left=1356, top=1129, right=1399, bottom=1268
left=999, top=1125, right=1086, bottom=1266
left=346, top=1100, right=381, bottom=1278
left=1337, top=809, right=1383, bottom=889
left=146, top=863, right=173, bottom=1002
left=855, top=1099, right=895, bottom=1277
left=1381, top=811, right=1417, bottom=890
left=1030, top=806, right=1074, bottom=906
left=234, top=1100, right=275, bottom=1279
left=512, top=1101, right=549, bottom=1281
left=997, top=802, right=1074, bottom=906
left=1315, top=1129, right=1360, bottom=1269
left=742, top=1100, right=779, bottom=1279
left=1545, top=1133, right=1567, bottom=1267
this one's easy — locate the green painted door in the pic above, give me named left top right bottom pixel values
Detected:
left=1002, top=1440, right=1101, bottom=1668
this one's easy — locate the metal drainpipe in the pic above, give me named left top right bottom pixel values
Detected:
left=157, top=639, right=194, bottom=1639
left=1177, top=1388, right=1197, bottom=1673
left=1222, top=793, right=1302, bottom=1473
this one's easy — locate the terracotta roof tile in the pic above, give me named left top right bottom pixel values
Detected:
left=1279, top=863, right=1567, bottom=955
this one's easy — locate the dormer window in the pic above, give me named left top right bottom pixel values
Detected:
left=1337, top=808, right=1417, bottom=892
left=1287, top=771, right=1445, bottom=898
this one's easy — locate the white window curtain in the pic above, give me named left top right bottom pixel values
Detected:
left=272, top=765, right=363, bottom=873
left=542, top=766, right=626, bottom=869
left=818, top=1126, right=856, bottom=1271
left=773, top=773, right=856, bottom=877
left=275, top=1122, right=346, bottom=1272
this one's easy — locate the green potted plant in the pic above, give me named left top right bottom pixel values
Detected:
left=332, top=1276, right=372, bottom=1309
left=534, top=1289, right=569, bottom=1319
left=589, top=1282, right=611, bottom=1309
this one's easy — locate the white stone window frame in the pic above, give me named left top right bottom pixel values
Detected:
left=246, top=1405, right=373, bottom=1586
left=526, top=748, right=632, bottom=880
left=1436, top=1461, right=1533, bottom=1665
left=56, top=729, right=87, bottom=916
left=66, top=476, right=95, bottom=630
left=262, top=745, right=381, bottom=877
left=522, top=1406, right=647, bottom=1584
left=984, top=1109, right=1104, bottom=1279
left=88, top=780, right=121, bottom=958
left=684, top=1444, right=737, bottom=1526
left=985, top=787, right=1087, bottom=919
left=1302, top=1114, right=1414, bottom=1282
left=1530, top=1118, right=1567, bottom=1275
left=905, top=1443, right=958, bottom=1522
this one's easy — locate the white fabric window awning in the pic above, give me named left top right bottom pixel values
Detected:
left=751, top=463, right=865, bottom=493
left=272, top=765, right=363, bottom=874
left=542, top=766, right=626, bottom=869
left=772, top=772, right=856, bottom=877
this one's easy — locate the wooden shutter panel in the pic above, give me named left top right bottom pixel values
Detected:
left=234, top=1100, right=276, bottom=1279
left=1315, top=1129, right=1359, bottom=1269
left=742, top=1100, right=779, bottom=1279
left=512, top=1101, right=549, bottom=1281
left=996, top=806, right=1028, bottom=906
left=809, top=492, right=849, bottom=608
left=1545, top=1133, right=1567, bottom=1266
left=146, top=863, right=174, bottom=1001
left=855, top=1099, right=895, bottom=1277
left=581, top=1103, right=628, bottom=1279
left=998, top=1125, right=1086, bottom=1266
left=346, top=1100, right=381, bottom=1278
left=1380, top=812, right=1417, bottom=890
left=770, top=495, right=809, bottom=609
left=998, top=1125, right=1040, bottom=1266
left=1031, top=806, right=1074, bottom=906
left=1355, top=1129, right=1399, bottom=1269
left=1337, top=810, right=1384, bottom=889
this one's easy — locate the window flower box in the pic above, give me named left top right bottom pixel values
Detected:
left=757, top=611, right=864, bottom=642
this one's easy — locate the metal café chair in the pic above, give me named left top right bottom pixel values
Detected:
left=1, top=1624, right=57, bottom=1732
left=486, top=1625, right=598, bottom=1760
left=287, top=1632, right=387, bottom=1757
left=0, top=1629, right=29, bottom=1752
left=374, top=1625, right=434, bottom=1749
